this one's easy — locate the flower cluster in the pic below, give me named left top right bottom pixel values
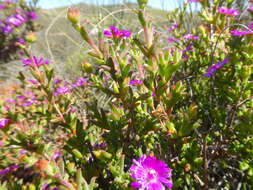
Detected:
left=0, top=118, right=11, bottom=128
left=0, top=0, right=38, bottom=61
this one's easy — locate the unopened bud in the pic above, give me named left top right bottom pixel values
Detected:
left=25, top=32, right=37, bottom=43
left=137, top=0, right=148, bottom=9
left=93, top=150, right=112, bottom=161
left=67, top=8, right=80, bottom=24
left=81, top=62, right=92, bottom=73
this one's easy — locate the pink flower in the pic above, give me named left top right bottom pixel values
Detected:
left=103, top=26, right=131, bottom=39
left=6, top=98, right=16, bottom=103
left=0, top=165, right=19, bottom=175
left=249, top=22, right=253, bottom=30
left=0, top=4, right=6, bottom=9
left=203, top=58, right=229, bottom=77
left=27, top=79, right=39, bottom=85
left=26, top=11, right=38, bottom=20
left=230, top=30, right=253, bottom=36
left=72, top=77, right=89, bottom=87
left=218, top=7, right=240, bottom=16
left=167, top=37, right=179, bottom=43
left=54, top=86, right=72, bottom=96
left=22, top=56, right=49, bottom=67
left=130, top=155, right=173, bottom=190
left=22, top=98, right=37, bottom=107
left=247, top=6, right=253, bottom=12
left=129, top=80, right=143, bottom=86
left=183, top=34, right=199, bottom=40
left=168, top=24, right=179, bottom=32
left=0, top=118, right=11, bottom=129
left=53, top=78, right=62, bottom=84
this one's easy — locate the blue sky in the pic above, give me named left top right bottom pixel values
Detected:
left=36, top=0, right=182, bottom=10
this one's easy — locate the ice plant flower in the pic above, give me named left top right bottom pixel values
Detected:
left=168, top=24, right=178, bottom=32
left=1, top=24, right=13, bottom=34
left=0, top=165, right=19, bottom=175
left=72, top=77, right=89, bottom=87
left=183, top=34, right=199, bottom=40
left=167, top=37, right=179, bottom=43
left=27, top=79, right=39, bottom=85
left=203, top=58, right=229, bottom=77
left=53, top=78, right=62, bottom=84
left=22, top=56, right=49, bottom=67
left=230, top=30, right=253, bottom=36
left=129, top=80, right=143, bottom=86
left=54, top=86, right=72, bottom=96
left=130, top=155, right=173, bottom=190
left=0, top=118, right=11, bottom=129
left=218, top=7, right=240, bottom=16
left=7, top=14, right=26, bottom=27
left=26, top=11, right=38, bottom=20
left=103, top=26, right=131, bottom=39
left=247, top=6, right=253, bottom=12
left=0, top=4, right=6, bottom=9
left=22, top=98, right=37, bottom=107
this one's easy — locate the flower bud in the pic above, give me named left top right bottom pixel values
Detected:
left=166, top=122, right=176, bottom=135
left=67, top=162, right=76, bottom=174
left=241, top=66, right=252, bottom=80
left=93, top=150, right=112, bottom=161
left=67, top=8, right=80, bottom=24
left=72, top=149, right=83, bottom=159
left=25, top=32, right=37, bottom=43
left=137, top=0, right=148, bottom=9
left=81, top=62, right=92, bottom=73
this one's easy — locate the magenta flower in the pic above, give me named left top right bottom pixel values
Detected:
left=130, top=155, right=173, bottom=190
left=230, top=30, right=253, bottom=36
left=247, top=6, right=253, bottom=12
left=129, top=80, right=143, bottom=86
left=0, top=118, right=11, bottom=129
left=27, top=79, right=39, bottom=85
left=1, top=24, right=13, bottom=34
left=22, top=56, right=49, bottom=67
left=22, top=98, right=37, bottom=107
left=218, top=7, right=240, bottom=16
left=249, top=22, right=253, bottom=30
left=0, top=4, right=6, bottom=9
left=0, top=141, right=5, bottom=147
left=54, top=86, right=72, bottom=96
left=19, top=149, right=28, bottom=155
left=167, top=37, right=179, bottom=43
left=7, top=14, right=26, bottom=27
left=168, top=24, right=178, bottom=32
left=203, top=58, right=229, bottom=77
left=103, top=26, right=131, bottom=39
left=0, top=165, right=19, bottom=175
left=6, top=98, right=16, bottom=103
left=53, top=78, right=62, bottom=84
left=52, top=152, right=62, bottom=161
left=72, top=77, right=89, bottom=87
left=16, top=38, right=26, bottom=45
left=26, top=11, right=38, bottom=20
left=183, top=34, right=199, bottom=40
